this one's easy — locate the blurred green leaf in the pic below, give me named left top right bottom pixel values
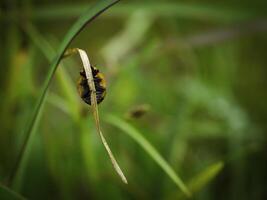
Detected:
left=169, top=161, right=224, bottom=199
left=24, top=24, right=80, bottom=121
left=7, top=3, right=266, bottom=23
left=187, top=161, right=224, bottom=194
left=101, top=10, right=154, bottom=66
left=0, top=184, right=26, bottom=200
left=9, top=0, right=120, bottom=190
left=105, top=114, right=191, bottom=197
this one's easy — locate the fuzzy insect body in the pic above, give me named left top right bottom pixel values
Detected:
left=77, top=66, right=106, bottom=105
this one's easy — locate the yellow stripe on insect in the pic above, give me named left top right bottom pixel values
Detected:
left=77, top=66, right=106, bottom=105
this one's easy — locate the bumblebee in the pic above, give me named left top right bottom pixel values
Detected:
left=77, top=66, right=106, bottom=105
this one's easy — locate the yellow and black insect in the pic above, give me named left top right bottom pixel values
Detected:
left=77, top=66, right=106, bottom=105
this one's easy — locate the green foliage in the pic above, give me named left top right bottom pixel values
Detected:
left=1, top=0, right=267, bottom=199
left=187, top=161, right=224, bottom=195
left=105, top=115, right=191, bottom=197
left=0, top=184, right=26, bottom=200
left=7, top=0, right=120, bottom=191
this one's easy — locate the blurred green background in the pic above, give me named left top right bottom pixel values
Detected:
left=1, top=0, right=267, bottom=199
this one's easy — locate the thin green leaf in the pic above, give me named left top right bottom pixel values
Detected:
left=9, top=0, right=120, bottom=189
left=169, top=161, right=224, bottom=199
left=0, top=183, right=26, bottom=200
left=24, top=24, right=80, bottom=121
left=105, top=114, right=191, bottom=197
left=7, top=3, right=265, bottom=23
left=188, top=161, right=224, bottom=194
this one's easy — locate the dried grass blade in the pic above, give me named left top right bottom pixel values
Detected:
left=77, top=49, right=127, bottom=184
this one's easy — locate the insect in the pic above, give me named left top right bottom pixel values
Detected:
left=77, top=66, right=106, bottom=105
left=126, top=104, right=150, bottom=119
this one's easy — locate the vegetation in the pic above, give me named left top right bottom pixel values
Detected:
left=1, top=0, right=267, bottom=199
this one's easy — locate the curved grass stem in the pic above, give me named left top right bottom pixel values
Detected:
left=77, top=49, right=127, bottom=184
left=8, top=0, right=120, bottom=190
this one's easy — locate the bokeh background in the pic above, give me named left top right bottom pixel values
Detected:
left=1, top=0, right=267, bottom=199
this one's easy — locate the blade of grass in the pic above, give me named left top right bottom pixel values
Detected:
left=76, top=49, right=127, bottom=184
left=24, top=24, right=81, bottom=121
left=0, top=184, right=26, bottom=200
left=105, top=114, right=191, bottom=197
left=10, top=95, right=47, bottom=191
left=174, top=161, right=224, bottom=199
left=26, top=27, right=105, bottom=183
left=101, top=10, right=154, bottom=66
left=8, top=0, right=120, bottom=189
left=4, top=3, right=266, bottom=23
left=187, top=161, right=224, bottom=194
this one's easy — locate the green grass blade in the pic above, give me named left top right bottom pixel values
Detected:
left=0, top=183, right=26, bottom=200
left=105, top=114, right=191, bottom=197
left=24, top=24, right=81, bottom=121
left=8, top=0, right=120, bottom=189
left=188, top=161, right=224, bottom=194
left=169, top=161, right=224, bottom=199
left=7, top=3, right=265, bottom=23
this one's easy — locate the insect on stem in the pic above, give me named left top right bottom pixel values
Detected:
left=76, top=49, right=128, bottom=184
